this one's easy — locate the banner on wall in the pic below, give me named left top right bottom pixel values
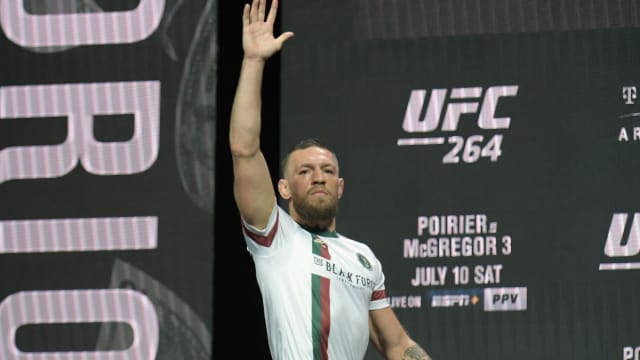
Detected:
left=282, top=1, right=640, bottom=359
left=0, top=0, right=215, bottom=358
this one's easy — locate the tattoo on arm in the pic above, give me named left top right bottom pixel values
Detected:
left=401, top=345, right=431, bottom=360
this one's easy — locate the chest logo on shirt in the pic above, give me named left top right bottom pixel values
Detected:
left=357, top=253, right=372, bottom=271
left=312, top=235, right=331, bottom=260
left=312, top=248, right=376, bottom=290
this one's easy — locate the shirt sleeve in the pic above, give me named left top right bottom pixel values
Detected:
left=242, top=203, right=278, bottom=246
left=369, top=255, right=390, bottom=310
left=242, top=205, right=295, bottom=257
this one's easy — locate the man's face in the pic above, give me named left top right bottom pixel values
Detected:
left=279, top=146, right=344, bottom=224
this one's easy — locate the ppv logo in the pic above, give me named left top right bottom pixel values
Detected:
left=599, top=213, right=640, bottom=271
left=483, top=287, right=527, bottom=311
left=398, top=86, right=518, bottom=164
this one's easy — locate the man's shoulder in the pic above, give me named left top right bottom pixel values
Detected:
left=274, top=205, right=303, bottom=232
left=336, top=232, right=376, bottom=253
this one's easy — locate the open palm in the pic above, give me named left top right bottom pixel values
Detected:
left=242, top=0, right=294, bottom=60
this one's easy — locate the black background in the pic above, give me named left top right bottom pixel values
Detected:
left=214, top=0, right=274, bottom=358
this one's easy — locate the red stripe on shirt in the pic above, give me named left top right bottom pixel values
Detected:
left=241, top=212, right=279, bottom=247
left=320, top=277, right=331, bottom=360
left=371, top=289, right=387, bottom=301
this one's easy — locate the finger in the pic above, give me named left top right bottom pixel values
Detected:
left=249, top=0, right=259, bottom=22
left=242, top=3, right=250, bottom=26
left=276, top=31, right=294, bottom=46
left=258, top=0, right=266, bottom=22
left=266, top=0, right=278, bottom=24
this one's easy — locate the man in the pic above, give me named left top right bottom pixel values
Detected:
left=229, top=0, right=433, bottom=359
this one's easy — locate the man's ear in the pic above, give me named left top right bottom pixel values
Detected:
left=278, top=179, right=291, bottom=200
left=337, top=177, right=344, bottom=199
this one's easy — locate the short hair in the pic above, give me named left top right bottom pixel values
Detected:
left=280, top=138, right=338, bottom=178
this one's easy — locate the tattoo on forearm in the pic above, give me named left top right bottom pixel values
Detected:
left=401, top=345, right=431, bottom=360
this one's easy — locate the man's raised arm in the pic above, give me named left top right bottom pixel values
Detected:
left=229, top=0, right=293, bottom=229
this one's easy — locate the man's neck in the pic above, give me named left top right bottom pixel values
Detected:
left=298, top=223, right=338, bottom=237
left=289, top=209, right=336, bottom=232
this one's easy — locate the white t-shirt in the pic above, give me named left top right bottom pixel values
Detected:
left=242, top=205, right=389, bottom=360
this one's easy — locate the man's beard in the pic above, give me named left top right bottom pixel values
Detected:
left=292, top=194, right=338, bottom=227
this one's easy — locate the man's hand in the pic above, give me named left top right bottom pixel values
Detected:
left=242, top=0, right=294, bottom=61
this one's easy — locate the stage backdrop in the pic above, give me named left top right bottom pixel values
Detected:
left=282, top=1, right=640, bottom=359
left=0, top=0, right=214, bottom=358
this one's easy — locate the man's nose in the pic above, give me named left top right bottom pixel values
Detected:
left=311, top=170, right=326, bottom=183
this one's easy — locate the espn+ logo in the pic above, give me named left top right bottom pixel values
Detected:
left=398, top=86, right=518, bottom=164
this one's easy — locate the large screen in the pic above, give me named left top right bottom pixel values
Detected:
left=282, top=1, right=640, bottom=359
left=0, top=0, right=214, bottom=358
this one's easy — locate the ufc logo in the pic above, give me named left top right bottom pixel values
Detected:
left=604, top=213, right=640, bottom=257
left=402, top=86, right=518, bottom=133
left=398, top=85, right=518, bottom=164
left=599, top=213, right=640, bottom=271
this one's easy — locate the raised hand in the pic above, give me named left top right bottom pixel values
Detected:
left=242, top=0, right=294, bottom=61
